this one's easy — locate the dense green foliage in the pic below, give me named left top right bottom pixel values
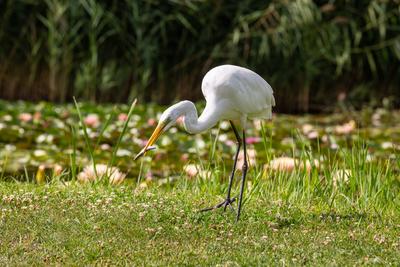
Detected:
left=0, top=1, right=399, bottom=111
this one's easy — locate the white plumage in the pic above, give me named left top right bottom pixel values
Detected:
left=135, top=64, right=275, bottom=222
left=201, top=64, right=275, bottom=127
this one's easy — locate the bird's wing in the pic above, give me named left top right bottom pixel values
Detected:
left=202, top=65, right=275, bottom=121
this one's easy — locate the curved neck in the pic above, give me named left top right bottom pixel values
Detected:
left=180, top=101, right=219, bottom=134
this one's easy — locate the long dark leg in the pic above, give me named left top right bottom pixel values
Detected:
left=223, top=121, right=242, bottom=211
left=236, top=130, right=248, bottom=222
left=200, top=121, right=242, bottom=212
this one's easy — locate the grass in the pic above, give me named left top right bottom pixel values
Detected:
left=0, top=181, right=399, bottom=265
left=0, top=100, right=399, bottom=264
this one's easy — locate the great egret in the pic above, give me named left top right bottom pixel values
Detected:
left=135, top=64, right=275, bottom=221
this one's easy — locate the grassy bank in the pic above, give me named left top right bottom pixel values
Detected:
left=0, top=180, right=399, bottom=265
left=0, top=100, right=399, bottom=264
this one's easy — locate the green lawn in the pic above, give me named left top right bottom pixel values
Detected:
left=1, top=182, right=399, bottom=266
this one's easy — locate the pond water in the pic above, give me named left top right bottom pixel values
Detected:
left=0, top=100, right=399, bottom=182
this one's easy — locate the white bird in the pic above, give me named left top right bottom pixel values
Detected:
left=135, top=64, right=275, bottom=221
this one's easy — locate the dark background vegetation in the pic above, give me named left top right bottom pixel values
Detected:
left=0, top=0, right=399, bottom=112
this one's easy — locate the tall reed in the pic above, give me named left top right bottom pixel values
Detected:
left=0, top=1, right=399, bottom=111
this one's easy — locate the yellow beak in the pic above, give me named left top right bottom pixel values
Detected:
left=134, top=122, right=166, bottom=160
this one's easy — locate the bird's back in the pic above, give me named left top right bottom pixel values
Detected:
left=201, top=65, right=275, bottom=123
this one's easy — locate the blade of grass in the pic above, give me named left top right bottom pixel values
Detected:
left=23, top=166, right=30, bottom=183
left=70, top=125, right=78, bottom=181
left=73, top=97, right=98, bottom=179
left=108, top=98, right=137, bottom=169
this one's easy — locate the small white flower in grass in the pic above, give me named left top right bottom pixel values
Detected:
left=116, top=149, right=132, bottom=157
left=36, top=134, right=54, bottom=144
left=2, top=115, right=12, bottom=122
left=330, top=143, right=339, bottom=149
left=381, top=142, right=394, bottom=150
left=54, top=118, right=66, bottom=129
left=195, top=138, right=206, bottom=150
left=36, top=134, right=46, bottom=143
left=100, top=143, right=111, bottom=150
left=5, top=144, right=16, bottom=151
left=160, top=136, right=172, bottom=146
left=77, top=164, right=126, bottom=185
left=89, top=131, right=98, bottom=139
left=218, top=133, right=228, bottom=142
left=220, top=121, right=231, bottom=130
left=132, top=137, right=144, bottom=147
left=17, top=127, right=25, bottom=136
left=33, top=149, right=47, bottom=157
left=130, top=128, right=139, bottom=136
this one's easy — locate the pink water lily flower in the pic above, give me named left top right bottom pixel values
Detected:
left=335, top=120, right=356, bottom=135
left=19, top=113, right=32, bottom=122
left=302, top=124, right=313, bottom=134
left=184, top=164, right=199, bottom=178
left=118, top=113, right=128, bottom=121
left=224, top=140, right=235, bottom=146
left=236, top=148, right=257, bottom=170
left=84, top=114, right=100, bottom=128
left=147, top=118, right=156, bottom=126
left=180, top=153, right=189, bottom=162
left=307, top=131, right=319, bottom=139
left=266, top=157, right=319, bottom=173
left=268, top=157, right=295, bottom=172
left=246, top=136, right=261, bottom=144
left=77, top=164, right=126, bottom=185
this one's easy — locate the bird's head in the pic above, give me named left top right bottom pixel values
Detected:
left=134, top=102, right=190, bottom=160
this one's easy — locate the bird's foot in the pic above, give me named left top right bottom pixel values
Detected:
left=199, top=197, right=236, bottom=213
